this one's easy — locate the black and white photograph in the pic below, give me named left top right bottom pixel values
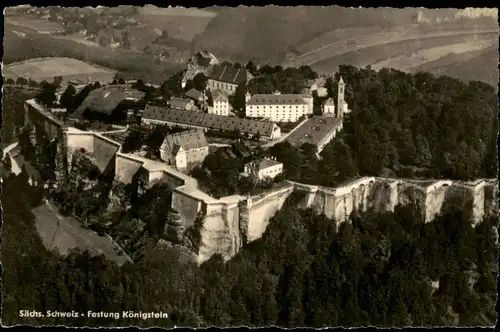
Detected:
left=1, top=4, right=498, bottom=328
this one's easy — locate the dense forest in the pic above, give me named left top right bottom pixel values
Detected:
left=1, top=173, right=498, bottom=327
left=265, top=65, right=498, bottom=187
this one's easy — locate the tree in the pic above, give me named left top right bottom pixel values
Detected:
left=16, top=77, right=28, bottom=86
left=118, top=78, right=126, bottom=85
left=99, top=35, right=111, bottom=47
left=36, top=82, right=57, bottom=108
left=53, top=76, right=63, bottom=88
left=121, top=31, right=131, bottom=49
left=192, top=73, right=208, bottom=92
left=60, top=84, right=77, bottom=111
left=5, top=78, right=15, bottom=85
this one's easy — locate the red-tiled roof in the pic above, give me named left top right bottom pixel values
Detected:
left=142, top=105, right=276, bottom=137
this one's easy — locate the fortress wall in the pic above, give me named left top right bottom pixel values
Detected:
left=484, top=181, right=499, bottom=216
left=93, top=134, right=121, bottom=173
left=424, top=181, right=453, bottom=222
left=197, top=202, right=242, bottom=265
left=66, top=133, right=95, bottom=153
left=171, top=188, right=204, bottom=228
left=245, top=184, right=296, bottom=242
left=115, top=153, right=144, bottom=184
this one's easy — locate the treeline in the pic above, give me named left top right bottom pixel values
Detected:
left=2, top=173, right=497, bottom=327
left=337, top=65, right=498, bottom=180
left=1, top=88, right=35, bottom=145
left=268, top=65, right=498, bottom=185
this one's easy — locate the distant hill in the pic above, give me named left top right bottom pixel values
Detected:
left=135, top=5, right=217, bottom=41
left=192, top=6, right=498, bottom=85
left=192, top=6, right=423, bottom=64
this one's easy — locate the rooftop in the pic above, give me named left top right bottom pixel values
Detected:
left=246, top=158, right=282, bottom=171
left=247, top=94, right=307, bottom=106
left=185, top=88, right=204, bottom=100
left=169, top=97, right=192, bottom=109
left=73, top=86, right=140, bottom=118
left=160, top=129, right=209, bottom=154
left=208, top=65, right=252, bottom=85
left=285, top=116, right=343, bottom=148
left=142, top=106, right=278, bottom=137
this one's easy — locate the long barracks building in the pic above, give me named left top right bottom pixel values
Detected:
left=141, top=105, right=281, bottom=140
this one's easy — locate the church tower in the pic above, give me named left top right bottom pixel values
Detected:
left=337, top=76, right=345, bottom=118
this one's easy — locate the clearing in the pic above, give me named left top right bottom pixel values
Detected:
left=33, top=201, right=131, bottom=266
left=3, top=57, right=117, bottom=83
left=286, top=26, right=498, bottom=68
left=370, top=39, right=495, bottom=71
left=309, top=32, right=498, bottom=75
left=6, top=16, right=64, bottom=34
left=135, top=5, right=217, bottom=41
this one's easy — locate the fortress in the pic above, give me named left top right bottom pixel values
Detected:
left=24, top=99, right=499, bottom=264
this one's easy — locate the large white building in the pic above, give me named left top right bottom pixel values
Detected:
left=208, top=90, right=230, bottom=116
left=243, top=157, right=283, bottom=180
left=245, top=91, right=313, bottom=123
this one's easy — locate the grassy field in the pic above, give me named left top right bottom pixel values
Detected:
left=310, top=32, right=498, bottom=75
left=288, top=27, right=498, bottom=68
left=32, top=201, right=131, bottom=266
left=7, top=16, right=64, bottom=34
left=370, top=39, right=495, bottom=72
left=3, top=24, right=182, bottom=84
left=134, top=5, right=216, bottom=41
left=3, top=57, right=117, bottom=83
left=412, top=48, right=499, bottom=87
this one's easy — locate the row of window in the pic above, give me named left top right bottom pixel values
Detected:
left=210, top=80, right=236, bottom=91
left=248, top=105, right=306, bottom=109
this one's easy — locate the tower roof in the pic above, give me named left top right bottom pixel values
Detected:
left=339, top=76, right=345, bottom=85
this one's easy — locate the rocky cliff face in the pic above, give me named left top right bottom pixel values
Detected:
left=190, top=177, right=498, bottom=264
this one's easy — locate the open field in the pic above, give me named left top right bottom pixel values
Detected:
left=412, top=48, right=499, bottom=88
left=370, top=39, right=495, bottom=71
left=6, top=16, right=64, bottom=34
left=286, top=26, right=498, bottom=68
left=32, top=201, right=131, bottom=266
left=3, top=57, right=117, bottom=84
left=310, top=32, right=498, bottom=74
left=134, top=5, right=216, bottom=41
left=53, top=34, right=100, bottom=48
left=3, top=24, right=182, bottom=84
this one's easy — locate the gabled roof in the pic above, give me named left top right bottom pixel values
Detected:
left=232, top=140, right=253, bottom=158
left=73, top=86, right=129, bottom=118
left=208, top=65, right=252, bottom=85
left=247, top=94, right=307, bottom=106
left=160, top=129, right=208, bottom=154
left=185, top=88, right=204, bottom=100
left=190, top=51, right=218, bottom=67
left=169, top=97, right=192, bottom=109
left=143, top=105, right=277, bottom=137
left=285, top=116, right=343, bottom=148
left=212, top=89, right=228, bottom=102
left=246, top=158, right=282, bottom=171
left=324, top=98, right=335, bottom=105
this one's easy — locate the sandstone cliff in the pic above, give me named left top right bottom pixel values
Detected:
left=186, top=177, right=498, bottom=264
